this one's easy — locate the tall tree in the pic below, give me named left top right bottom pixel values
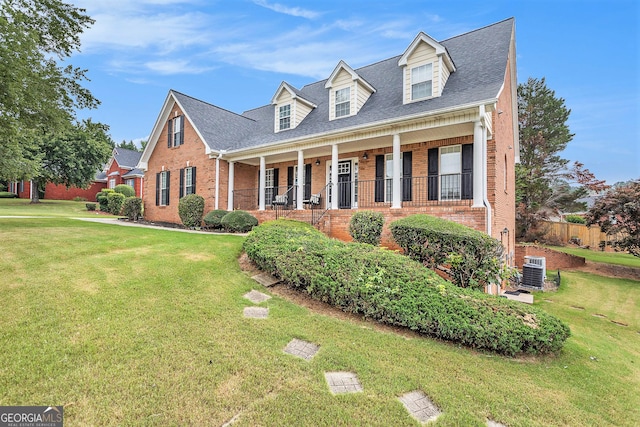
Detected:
left=585, top=180, right=640, bottom=257
left=27, top=120, right=113, bottom=203
left=516, top=77, right=606, bottom=238
left=0, top=0, right=97, bottom=180
left=117, top=140, right=140, bottom=152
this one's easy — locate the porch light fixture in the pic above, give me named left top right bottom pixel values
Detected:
left=362, top=152, right=368, bottom=160
left=315, top=159, right=320, bottom=166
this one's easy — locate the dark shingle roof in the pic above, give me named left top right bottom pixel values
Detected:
left=123, top=168, right=144, bottom=178
left=114, top=148, right=143, bottom=169
left=176, top=18, right=513, bottom=152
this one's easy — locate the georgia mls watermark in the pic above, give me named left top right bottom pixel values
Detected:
left=0, top=406, right=63, bottom=427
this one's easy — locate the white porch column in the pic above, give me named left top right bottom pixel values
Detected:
left=392, top=134, right=402, bottom=209
left=258, top=156, right=266, bottom=211
left=227, top=161, right=235, bottom=211
left=214, top=156, right=220, bottom=210
left=473, top=120, right=484, bottom=207
left=296, top=150, right=304, bottom=210
left=331, top=144, right=338, bottom=210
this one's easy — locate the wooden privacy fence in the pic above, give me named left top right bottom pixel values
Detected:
left=541, top=220, right=618, bottom=250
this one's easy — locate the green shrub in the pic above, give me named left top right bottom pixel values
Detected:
left=349, top=210, right=384, bottom=245
left=243, top=220, right=570, bottom=356
left=220, top=210, right=258, bottom=233
left=565, top=214, right=586, bottom=224
left=178, top=194, right=205, bottom=228
left=0, top=183, right=6, bottom=192
left=86, top=203, right=97, bottom=211
left=107, top=192, right=125, bottom=215
left=114, top=184, right=135, bottom=198
left=0, top=192, right=18, bottom=198
left=73, top=196, right=88, bottom=202
left=390, top=214, right=507, bottom=290
left=96, top=188, right=114, bottom=211
left=203, top=209, right=228, bottom=229
left=122, top=197, right=142, bottom=221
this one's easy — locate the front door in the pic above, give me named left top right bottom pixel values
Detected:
left=337, top=160, right=351, bottom=209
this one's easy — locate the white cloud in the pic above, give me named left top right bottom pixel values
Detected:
left=252, top=0, right=321, bottom=19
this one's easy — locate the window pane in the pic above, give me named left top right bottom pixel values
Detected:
left=335, top=88, right=350, bottom=117
left=411, top=64, right=433, bottom=100
left=335, top=101, right=350, bottom=117
left=279, top=105, right=290, bottom=130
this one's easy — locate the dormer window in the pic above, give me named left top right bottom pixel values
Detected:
left=411, top=63, right=433, bottom=100
left=335, top=87, right=350, bottom=118
left=279, top=104, right=291, bottom=130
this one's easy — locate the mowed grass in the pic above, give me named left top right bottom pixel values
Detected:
left=0, top=217, right=638, bottom=426
left=0, top=198, right=115, bottom=218
left=547, top=245, right=640, bottom=268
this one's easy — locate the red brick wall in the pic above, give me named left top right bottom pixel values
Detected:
left=44, top=181, right=107, bottom=201
left=515, top=245, right=585, bottom=270
left=143, top=103, right=217, bottom=223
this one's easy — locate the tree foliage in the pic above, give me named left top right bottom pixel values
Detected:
left=0, top=0, right=97, bottom=180
left=585, top=180, right=640, bottom=257
left=516, top=77, right=606, bottom=238
left=117, top=140, right=140, bottom=151
left=27, top=120, right=113, bottom=202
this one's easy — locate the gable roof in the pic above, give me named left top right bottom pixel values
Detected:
left=271, top=81, right=318, bottom=108
left=398, top=31, right=456, bottom=72
left=113, top=148, right=142, bottom=169
left=324, top=60, right=376, bottom=93
left=144, top=18, right=514, bottom=157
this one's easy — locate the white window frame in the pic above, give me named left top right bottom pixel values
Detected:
left=439, top=145, right=462, bottom=201
left=125, top=178, right=135, bottom=188
left=160, top=171, right=169, bottom=206
left=411, top=63, right=433, bottom=100
left=109, top=178, right=116, bottom=189
left=173, top=116, right=183, bottom=146
left=184, top=167, right=195, bottom=196
left=335, top=87, right=350, bottom=118
left=279, top=104, right=291, bottom=130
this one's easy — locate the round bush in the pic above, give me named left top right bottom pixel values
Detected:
left=114, top=184, right=135, bottom=197
left=349, top=210, right=384, bottom=245
left=203, top=209, right=228, bottom=229
left=178, top=194, right=205, bottom=228
left=107, top=192, right=126, bottom=215
left=96, top=188, right=114, bottom=211
left=220, top=210, right=258, bottom=233
left=86, top=203, right=96, bottom=211
left=122, top=197, right=142, bottom=221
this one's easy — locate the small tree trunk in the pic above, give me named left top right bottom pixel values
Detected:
left=30, top=179, right=40, bottom=204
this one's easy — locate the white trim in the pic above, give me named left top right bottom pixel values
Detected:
left=325, top=60, right=376, bottom=93
left=398, top=32, right=455, bottom=72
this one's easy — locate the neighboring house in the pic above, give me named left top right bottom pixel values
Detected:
left=6, top=172, right=107, bottom=201
left=138, top=18, right=518, bottom=257
left=104, top=147, right=144, bottom=197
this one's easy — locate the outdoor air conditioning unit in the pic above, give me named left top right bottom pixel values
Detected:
left=522, top=263, right=545, bottom=289
left=524, top=256, right=546, bottom=279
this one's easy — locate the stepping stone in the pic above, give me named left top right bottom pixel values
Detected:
left=243, top=307, right=269, bottom=319
left=487, top=420, right=507, bottom=427
left=251, top=272, right=280, bottom=287
left=325, top=371, right=363, bottom=394
left=398, top=390, right=441, bottom=424
left=243, top=290, right=271, bottom=304
left=283, top=338, right=319, bottom=360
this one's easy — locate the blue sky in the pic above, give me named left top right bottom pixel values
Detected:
left=70, top=0, right=639, bottom=184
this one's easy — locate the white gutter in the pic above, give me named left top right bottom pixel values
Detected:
left=479, top=105, right=492, bottom=238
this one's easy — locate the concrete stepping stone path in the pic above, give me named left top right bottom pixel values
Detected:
left=243, top=290, right=271, bottom=304
left=324, top=372, right=363, bottom=394
left=283, top=338, right=319, bottom=360
left=243, top=306, right=269, bottom=319
left=251, top=272, right=280, bottom=287
left=398, top=390, right=441, bottom=423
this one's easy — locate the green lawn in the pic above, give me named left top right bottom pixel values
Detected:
left=547, top=245, right=640, bottom=268
left=0, top=215, right=638, bottom=425
left=0, top=198, right=116, bottom=218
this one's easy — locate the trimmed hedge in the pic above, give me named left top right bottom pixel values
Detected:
left=220, top=210, right=258, bottom=233
left=178, top=194, right=205, bottom=228
left=0, top=192, right=18, bottom=198
left=122, top=197, right=142, bottom=221
left=243, top=220, right=570, bottom=356
left=107, top=192, right=125, bottom=215
left=349, top=210, right=384, bottom=245
left=96, top=188, right=114, bottom=211
left=114, top=184, right=135, bottom=198
left=390, top=214, right=507, bottom=290
left=86, top=203, right=97, bottom=211
left=203, top=209, right=228, bottom=229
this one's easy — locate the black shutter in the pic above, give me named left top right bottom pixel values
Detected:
left=402, top=151, right=412, bottom=202
left=179, top=116, right=184, bottom=145
left=375, top=154, right=384, bottom=202
left=287, top=166, right=294, bottom=206
left=273, top=168, right=279, bottom=195
left=192, top=167, right=196, bottom=194
left=165, top=171, right=170, bottom=206
left=428, top=148, right=438, bottom=201
left=179, top=168, right=184, bottom=199
left=461, top=144, right=473, bottom=200
left=304, top=163, right=312, bottom=200
left=167, top=119, right=173, bottom=148
left=156, top=173, right=160, bottom=206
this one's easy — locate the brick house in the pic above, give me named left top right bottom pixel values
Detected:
left=104, top=147, right=144, bottom=197
left=6, top=172, right=107, bottom=201
left=138, top=18, right=518, bottom=258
